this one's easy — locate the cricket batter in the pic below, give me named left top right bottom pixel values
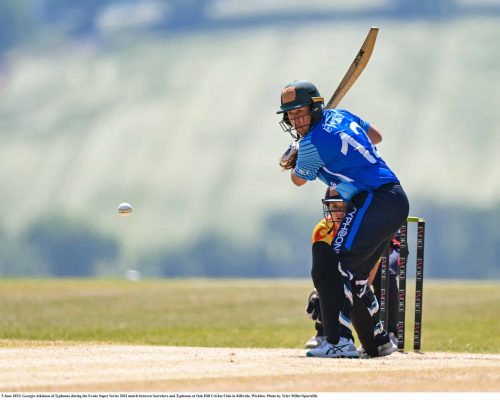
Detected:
left=277, top=80, right=409, bottom=358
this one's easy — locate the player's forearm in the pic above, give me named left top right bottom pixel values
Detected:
left=291, top=170, right=307, bottom=186
left=367, top=125, right=382, bottom=144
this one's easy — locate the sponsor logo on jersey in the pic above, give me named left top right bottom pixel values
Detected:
left=322, top=110, right=345, bottom=133
left=296, top=167, right=310, bottom=176
left=332, top=208, right=357, bottom=253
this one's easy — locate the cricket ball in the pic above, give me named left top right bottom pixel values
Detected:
left=118, top=202, right=133, bottom=216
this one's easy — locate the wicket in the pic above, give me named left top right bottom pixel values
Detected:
left=379, top=216, right=426, bottom=352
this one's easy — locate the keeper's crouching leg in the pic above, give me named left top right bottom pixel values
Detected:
left=311, top=242, right=354, bottom=345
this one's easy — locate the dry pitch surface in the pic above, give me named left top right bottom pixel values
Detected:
left=1, top=344, right=499, bottom=392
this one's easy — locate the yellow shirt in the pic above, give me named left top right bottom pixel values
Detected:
left=311, top=218, right=339, bottom=245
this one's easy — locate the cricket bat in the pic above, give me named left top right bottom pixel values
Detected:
left=324, top=27, right=379, bottom=109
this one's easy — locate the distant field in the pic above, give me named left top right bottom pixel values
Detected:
left=0, top=279, right=499, bottom=353
left=1, top=19, right=499, bottom=270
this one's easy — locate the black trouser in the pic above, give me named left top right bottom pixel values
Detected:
left=312, top=242, right=399, bottom=355
left=311, top=183, right=409, bottom=345
left=311, top=242, right=354, bottom=343
left=312, top=242, right=376, bottom=351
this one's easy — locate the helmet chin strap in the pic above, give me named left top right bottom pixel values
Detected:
left=327, top=224, right=335, bottom=235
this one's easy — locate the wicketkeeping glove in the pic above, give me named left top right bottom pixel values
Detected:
left=390, top=237, right=401, bottom=251
left=306, top=289, right=322, bottom=321
left=279, top=141, right=299, bottom=170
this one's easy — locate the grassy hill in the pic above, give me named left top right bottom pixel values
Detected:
left=0, top=16, right=499, bottom=276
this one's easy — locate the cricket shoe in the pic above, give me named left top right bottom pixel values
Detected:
left=357, top=347, right=371, bottom=359
left=389, top=332, right=398, bottom=347
left=356, top=344, right=381, bottom=359
left=378, top=338, right=398, bottom=357
left=357, top=336, right=398, bottom=359
left=306, top=337, right=359, bottom=358
left=305, top=335, right=325, bottom=349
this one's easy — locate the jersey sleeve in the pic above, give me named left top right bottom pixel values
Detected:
left=340, top=109, right=371, bottom=135
left=294, top=139, right=325, bottom=181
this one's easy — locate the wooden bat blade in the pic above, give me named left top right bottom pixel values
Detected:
left=325, top=27, right=379, bottom=109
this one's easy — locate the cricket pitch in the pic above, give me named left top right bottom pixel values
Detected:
left=1, top=344, right=499, bottom=392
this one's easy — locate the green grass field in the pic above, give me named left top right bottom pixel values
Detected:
left=0, top=279, right=498, bottom=353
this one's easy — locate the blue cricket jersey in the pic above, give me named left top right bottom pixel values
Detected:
left=294, top=109, right=399, bottom=200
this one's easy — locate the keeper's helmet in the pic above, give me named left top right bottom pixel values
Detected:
left=277, top=80, right=324, bottom=140
left=322, top=187, right=347, bottom=224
